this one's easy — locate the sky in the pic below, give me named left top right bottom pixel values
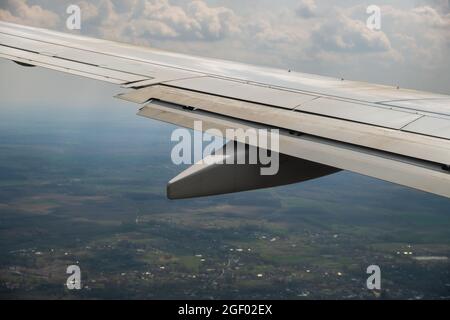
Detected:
left=0, top=0, right=449, bottom=98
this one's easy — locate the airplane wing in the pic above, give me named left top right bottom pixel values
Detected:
left=1, top=21, right=449, bottom=199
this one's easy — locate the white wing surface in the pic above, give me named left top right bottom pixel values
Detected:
left=1, top=21, right=449, bottom=199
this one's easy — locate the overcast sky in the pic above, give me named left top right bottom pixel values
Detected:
left=1, top=0, right=450, bottom=96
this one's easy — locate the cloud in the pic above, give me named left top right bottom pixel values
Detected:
left=186, top=0, right=240, bottom=40
left=311, top=13, right=392, bottom=53
left=422, top=0, right=450, bottom=14
left=245, top=18, right=307, bottom=45
left=0, top=0, right=59, bottom=28
left=412, top=5, right=450, bottom=28
left=74, top=0, right=241, bottom=42
left=296, top=0, right=317, bottom=18
left=373, top=4, right=450, bottom=67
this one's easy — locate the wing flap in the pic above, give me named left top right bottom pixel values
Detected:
left=296, top=97, right=422, bottom=129
left=165, top=76, right=318, bottom=109
left=378, top=99, right=450, bottom=116
left=117, top=85, right=450, bottom=165
left=403, top=116, right=450, bottom=140
left=139, top=100, right=450, bottom=198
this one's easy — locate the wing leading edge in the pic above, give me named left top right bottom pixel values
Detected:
left=1, top=21, right=449, bottom=199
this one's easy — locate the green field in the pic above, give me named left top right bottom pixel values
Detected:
left=0, top=102, right=449, bottom=299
